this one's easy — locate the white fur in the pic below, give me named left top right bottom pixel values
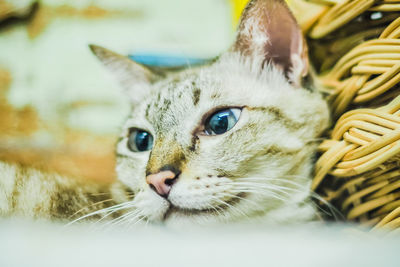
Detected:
left=91, top=0, right=330, bottom=227
left=112, top=52, right=329, bottom=226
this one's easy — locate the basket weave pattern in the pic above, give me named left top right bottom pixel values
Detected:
left=301, top=0, right=400, bottom=229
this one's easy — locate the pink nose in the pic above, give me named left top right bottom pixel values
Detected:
left=146, top=170, right=177, bottom=197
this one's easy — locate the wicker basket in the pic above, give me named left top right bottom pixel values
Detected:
left=293, top=0, right=400, bottom=230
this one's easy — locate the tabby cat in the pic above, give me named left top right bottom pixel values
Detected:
left=0, top=0, right=329, bottom=226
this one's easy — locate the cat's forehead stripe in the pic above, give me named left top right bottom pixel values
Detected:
left=248, top=106, right=305, bottom=130
left=143, top=75, right=202, bottom=124
left=192, top=87, right=201, bottom=106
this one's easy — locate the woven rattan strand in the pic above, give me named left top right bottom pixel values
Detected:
left=298, top=0, right=400, bottom=230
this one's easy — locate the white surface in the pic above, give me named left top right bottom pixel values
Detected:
left=0, top=220, right=399, bottom=267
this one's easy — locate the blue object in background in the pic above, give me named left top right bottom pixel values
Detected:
left=129, top=53, right=209, bottom=68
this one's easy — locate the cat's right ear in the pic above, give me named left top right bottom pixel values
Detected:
left=89, top=44, right=157, bottom=103
left=232, top=0, right=308, bottom=87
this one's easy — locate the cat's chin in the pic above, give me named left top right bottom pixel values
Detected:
left=134, top=191, right=221, bottom=225
left=162, top=206, right=222, bottom=226
left=165, top=206, right=215, bottom=218
left=161, top=191, right=247, bottom=225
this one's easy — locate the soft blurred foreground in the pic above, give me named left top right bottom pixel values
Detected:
left=0, top=219, right=399, bottom=267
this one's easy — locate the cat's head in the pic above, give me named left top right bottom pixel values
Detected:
left=91, top=0, right=329, bottom=225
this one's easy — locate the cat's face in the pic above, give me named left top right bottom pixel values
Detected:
left=92, top=0, right=330, bottom=225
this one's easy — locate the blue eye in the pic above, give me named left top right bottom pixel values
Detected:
left=204, top=108, right=241, bottom=135
left=128, top=129, right=153, bottom=152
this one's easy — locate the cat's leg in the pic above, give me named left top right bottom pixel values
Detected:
left=0, top=161, right=131, bottom=222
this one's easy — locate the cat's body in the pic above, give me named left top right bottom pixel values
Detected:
left=0, top=0, right=330, bottom=226
left=0, top=161, right=131, bottom=221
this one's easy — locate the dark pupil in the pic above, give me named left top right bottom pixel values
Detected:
left=210, top=111, right=229, bottom=134
left=135, top=131, right=150, bottom=151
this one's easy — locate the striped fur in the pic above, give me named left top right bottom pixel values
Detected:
left=0, top=0, right=331, bottom=226
left=0, top=161, right=131, bottom=222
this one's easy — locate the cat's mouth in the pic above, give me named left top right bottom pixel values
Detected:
left=163, top=192, right=246, bottom=221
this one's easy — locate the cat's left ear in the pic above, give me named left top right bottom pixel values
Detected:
left=233, top=0, right=308, bottom=87
left=89, top=44, right=158, bottom=103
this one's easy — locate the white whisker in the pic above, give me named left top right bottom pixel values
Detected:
left=65, top=202, right=136, bottom=227
left=230, top=177, right=343, bottom=220
left=218, top=191, right=259, bottom=208
left=230, top=188, right=287, bottom=202
left=102, top=209, right=141, bottom=228
left=210, top=196, right=248, bottom=218
left=228, top=182, right=295, bottom=197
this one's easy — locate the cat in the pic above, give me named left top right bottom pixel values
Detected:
left=0, top=0, right=329, bottom=226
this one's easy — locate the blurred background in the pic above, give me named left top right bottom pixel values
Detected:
left=0, top=0, right=235, bottom=181
left=0, top=0, right=321, bottom=182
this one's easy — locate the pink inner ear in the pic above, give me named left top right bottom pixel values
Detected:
left=233, top=0, right=308, bottom=83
